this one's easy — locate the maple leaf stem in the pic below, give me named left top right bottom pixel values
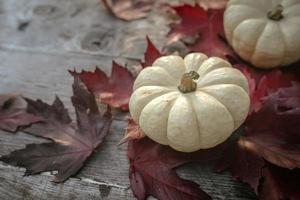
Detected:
left=178, top=71, right=200, bottom=93
left=268, top=4, right=284, bottom=21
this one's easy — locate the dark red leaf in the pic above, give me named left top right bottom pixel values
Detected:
left=215, top=131, right=264, bottom=194
left=102, top=0, right=154, bottom=21
left=189, top=10, right=234, bottom=58
left=259, top=164, right=300, bottom=200
left=216, top=83, right=300, bottom=196
left=232, top=63, right=264, bottom=83
left=70, top=62, right=134, bottom=111
left=251, top=71, right=297, bottom=112
left=129, top=138, right=211, bottom=200
left=0, top=78, right=112, bottom=182
left=244, top=83, right=300, bottom=169
left=167, top=5, right=234, bottom=58
left=0, top=94, right=40, bottom=132
left=142, top=36, right=162, bottom=67
left=128, top=133, right=234, bottom=200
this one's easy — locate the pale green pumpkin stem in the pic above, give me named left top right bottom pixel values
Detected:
left=268, top=4, right=284, bottom=21
left=178, top=71, right=200, bottom=93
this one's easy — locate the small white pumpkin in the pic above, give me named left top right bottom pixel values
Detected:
left=129, top=53, right=250, bottom=152
left=224, top=0, right=300, bottom=68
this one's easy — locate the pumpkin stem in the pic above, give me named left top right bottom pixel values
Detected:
left=268, top=4, right=284, bottom=21
left=178, top=71, right=200, bottom=93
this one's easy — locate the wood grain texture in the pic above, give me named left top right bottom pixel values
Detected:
left=0, top=163, right=134, bottom=200
left=0, top=0, right=167, bottom=59
left=0, top=0, right=256, bottom=199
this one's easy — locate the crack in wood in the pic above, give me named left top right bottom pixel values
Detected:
left=80, top=177, right=128, bottom=190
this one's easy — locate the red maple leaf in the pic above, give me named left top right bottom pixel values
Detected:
left=0, top=94, right=40, bottom=132
left=166, top=5, right=234, bottom=58
left=128, top=131, right=232, bottom=200
left=102, top=0, right=154, bottom=21
left=0, top=78, right=112, bottom=182
left=71, top=38, right=160, bottom=111
left=70, top=62, right=134, bottom=111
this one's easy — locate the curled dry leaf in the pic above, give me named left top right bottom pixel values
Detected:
left=0, top=78, right=112, bottom=182
left=119, top=118, right=145, bottom=145
left=70, top=62, right=134, bottom=111
left=0, top=94, right=40, bottom=132
left=102, top=0, right=154, bottom=21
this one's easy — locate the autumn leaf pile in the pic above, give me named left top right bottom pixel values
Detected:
left=0, top=1, right=300, bottom=200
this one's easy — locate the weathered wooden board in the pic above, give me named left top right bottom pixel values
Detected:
left=0, top=0, right=168, bottom=59
left=0, top=0, right=257, bottom=199
left=0, top=163, right=134, bottom=200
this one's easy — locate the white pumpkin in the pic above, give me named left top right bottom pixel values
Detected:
left=224, top=0, right=300, bottom=68
left=129, top=53, right=250, bottom=152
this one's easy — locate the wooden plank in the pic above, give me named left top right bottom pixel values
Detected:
left=0, top=0, right=121, bottom=56
left=0, top=163, right=134, bottom=200
left=0, top=0, right=167, bottom=59
left=0, top=120, right=130, bottom=185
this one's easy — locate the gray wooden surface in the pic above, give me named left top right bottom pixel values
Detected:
left=0, top=0, right=257, bottom=199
